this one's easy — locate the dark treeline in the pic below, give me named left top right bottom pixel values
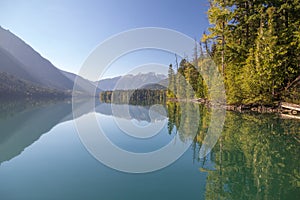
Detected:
left=100, top=89, right=166, bottom=105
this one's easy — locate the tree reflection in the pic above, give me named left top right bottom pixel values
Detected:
left=201, top=112, right=300, bottom=200
left=166, top=102, right=299, bottom=199
left=166, top=101, right=212, bottom=157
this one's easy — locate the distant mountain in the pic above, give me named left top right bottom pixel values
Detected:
left=60, top=70, right=102, bottom=96
left=0, top=27, right=74, bottom=91
left=0, top=26, right=99, bottom=97
left=158, top=78, right=168, bottom=87
left=141, top=83, right=167, bottom=90
left=96, top=76, right=121, bottom=91
left=0, top=26, right=166, bottom=98
left=97, top=72, right=167, bottom=91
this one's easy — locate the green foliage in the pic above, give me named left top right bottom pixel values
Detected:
left=284, top=80, right=300, bottom=104
left=203, top=0, right=300, bottom=105
left=167, top=64, right=176, bottom=98
left=167, top=58, right=209, bottom=100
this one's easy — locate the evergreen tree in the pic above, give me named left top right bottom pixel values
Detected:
left=167, top=64, right=176, bottom=98
left=203, top=0, right=300, bottom=104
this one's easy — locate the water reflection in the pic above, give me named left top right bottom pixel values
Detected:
left=161, top=102, right=300, bottom=199
left=197, top=113, right=300, bottom=200
left=0, top=100, right=73, bottom=164
left=0, top=100, right=299, bottom=199
left=0, top=99, right=169, bottom=165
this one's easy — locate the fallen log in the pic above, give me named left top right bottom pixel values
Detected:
left=280, top=102, right=300, bottom=114
left=280, top=114, right=300, bottom=120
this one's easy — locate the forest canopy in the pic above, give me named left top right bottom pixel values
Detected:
left=202, top=0, right=300, bottom=105
left=101, top=0, right=300, bottom=106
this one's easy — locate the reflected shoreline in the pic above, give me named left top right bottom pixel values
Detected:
left=0, top=99, right=299, bottom=199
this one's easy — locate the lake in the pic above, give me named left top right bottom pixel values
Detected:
left=0, top=100, right=299, bottom=200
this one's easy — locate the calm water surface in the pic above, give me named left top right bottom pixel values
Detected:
left=0, top=100, right=299, bottom=200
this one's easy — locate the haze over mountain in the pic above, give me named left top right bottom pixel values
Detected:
left=96, top=72, right=167, bottom=91
left=0, top=26, right=99, bottom=97
left=60, top=70, right=102, bottom=96
left=0, top=26, right=168, bottom=98
left=0, top=27, right=74, bottom=91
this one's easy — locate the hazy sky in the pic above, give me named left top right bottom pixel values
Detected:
left=0, top=0, right=209, bottom=78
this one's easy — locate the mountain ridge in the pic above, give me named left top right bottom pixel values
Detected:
left=0, top=27, right=74, bottom=91
left=0, top=26, right=100, bottom=97
left=0, top=26, right=168, bottom=98
left=96, top=72, right=167, bottom=91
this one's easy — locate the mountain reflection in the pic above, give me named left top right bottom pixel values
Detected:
left=0, top=99, right=299, bottom=199
left=0, top=100, right=73, bottom=164
left=0, top=99, right=169, bottom=164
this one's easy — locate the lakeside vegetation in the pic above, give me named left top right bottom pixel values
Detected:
left=100, top=1, right=300, bottom=108
left=166, top=0, right=300, bottom=106
left=202, top=0, right=300, bottom=105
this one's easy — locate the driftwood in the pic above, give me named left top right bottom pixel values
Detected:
left=280, top=102, right=300, bottom=114
left=280, top=114, right=300, bottom=120
left=172, top=98, right=300, bottom=119
left=224, top=102, right=300, bottom=118
left=225, top=104, right=279, bottom=113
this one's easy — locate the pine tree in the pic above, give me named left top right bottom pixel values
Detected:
left=167, top=64, right=176, bottom=98
left=203, top=0, right=300, bottom=104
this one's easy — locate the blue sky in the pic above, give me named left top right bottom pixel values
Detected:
left=0, top=0, right=209, bottom=78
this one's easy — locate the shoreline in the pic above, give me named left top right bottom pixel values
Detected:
left=167, top=98, right=300, bottom=117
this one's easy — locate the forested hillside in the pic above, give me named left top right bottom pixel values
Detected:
left=165, top=0, right=300, bottom=105
left=202, top=0, right=300, bottom=105
left=0, top=72, right=70, bottom=99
